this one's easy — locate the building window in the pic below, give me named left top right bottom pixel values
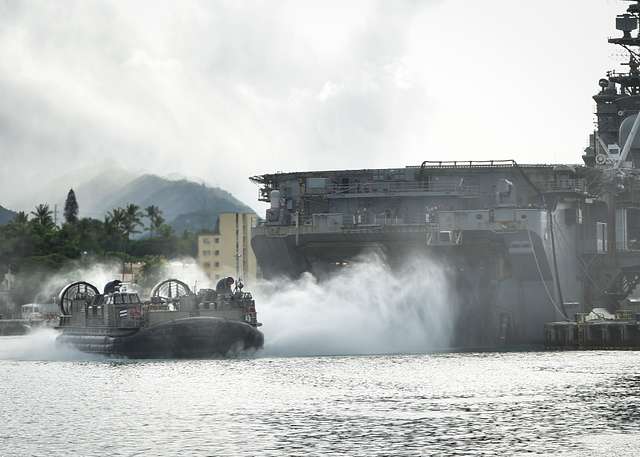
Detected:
left=203, top=238, right=211, bottom=244
left=203, top=262, right=211, bottom=268
left=203, top=250, right=211, bottom=256
left=214, top=261, right=220, bottom=268
left=214, top=250, right=220, bottom=256
left=214, top=238, right=220, bottom=244
left=215, top=274, right=220, bottom=280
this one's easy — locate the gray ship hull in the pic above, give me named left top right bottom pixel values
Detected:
left=57, top=316, right=264, bottom=358
left=252, top=226, right=564, bottom=347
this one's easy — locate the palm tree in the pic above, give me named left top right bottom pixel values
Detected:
left=122, top=204, right=143, bottom=240
left=145, top=205, right=164, bottom=238
left=12, top=211, right=28, bottom=225
left=105, top=207, right=126, bottom=236
left=30, top=204, right=54, bottom=228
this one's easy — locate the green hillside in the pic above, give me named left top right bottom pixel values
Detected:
left=94, top=174, right=254, bottom=233
left=0, top=205, right=16, bottom=225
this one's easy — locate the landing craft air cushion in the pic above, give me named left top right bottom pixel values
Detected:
left=55, top=278, right=263, bottom=358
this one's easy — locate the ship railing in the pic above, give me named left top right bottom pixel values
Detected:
left=341, top=223, right=429, bottom=234
left=416, top=160, right=563, bottom=169
left=256, top=217, right=536, bottom=237
left=430, top=220, right=530, bottom=233
left=532, top=179, right=587, bottom=194
left=325, top=180, right=480, bottom=196
left=418, top=160, right=523, bottom=169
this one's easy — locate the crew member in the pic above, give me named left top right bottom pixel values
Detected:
left=104, top=280, right=122, bottom=294
left=216, top=276, right=235, bottom=293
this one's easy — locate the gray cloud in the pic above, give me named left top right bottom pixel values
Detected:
left=0, top=0, right=432, bottom=211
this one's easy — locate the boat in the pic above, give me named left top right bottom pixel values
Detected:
left=55, top=278, right=263, bottom=358
left=249, top=0, right=640, bottom=348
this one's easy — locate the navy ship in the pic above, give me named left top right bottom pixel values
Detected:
left=56, top=278, right=263, bottom=358
left=250, top=0, right=640, bottom=348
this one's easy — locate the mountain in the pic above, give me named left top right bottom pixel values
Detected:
left=5, top=161, right=138, bottom=216
left=69, top=167, right=138, bottom=219
left=4, top=165, right=254, bottom=233
left=0, top=205, right=16, bottom=225
left=93, top=174, right=254, bottom=233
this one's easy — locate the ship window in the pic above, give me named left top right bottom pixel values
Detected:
left=476, top=214, right=483, bottom=220
left=521, top=214, right=527, bottom=219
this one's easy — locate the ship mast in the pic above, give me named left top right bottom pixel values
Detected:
left=585, top=0, right=640, bottom=168
left=608, top=1, right=640, bottom=96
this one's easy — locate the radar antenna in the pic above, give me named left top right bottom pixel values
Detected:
left=587, top=1, right=640, bottom=169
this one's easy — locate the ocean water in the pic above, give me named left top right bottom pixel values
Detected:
left=1, top=333, right=640, bottom=456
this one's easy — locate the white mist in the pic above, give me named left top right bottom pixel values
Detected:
left=254, top=253, right=457, bottom=357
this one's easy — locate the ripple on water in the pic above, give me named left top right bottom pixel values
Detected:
left=1, top=350, right=640, bottom=456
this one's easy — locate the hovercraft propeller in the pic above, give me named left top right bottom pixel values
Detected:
left=150, top=279, right=191, bottom=304
left=58, top=281, right=99, bottom=315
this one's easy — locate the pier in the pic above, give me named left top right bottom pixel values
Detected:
left=545, top=311, right=640, bottom=349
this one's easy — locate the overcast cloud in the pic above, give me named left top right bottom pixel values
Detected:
left=0, top=0, right=625, bottom=212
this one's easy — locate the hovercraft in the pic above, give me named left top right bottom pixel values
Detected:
left=55, top=278, right=263, bottom=358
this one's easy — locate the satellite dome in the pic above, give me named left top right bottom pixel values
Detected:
left=619, top=114, right=640, bottom=149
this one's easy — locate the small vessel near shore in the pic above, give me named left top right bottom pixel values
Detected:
left=0, top=302, right=58, bottom=336
left=55, top=278, right=263, bottom=358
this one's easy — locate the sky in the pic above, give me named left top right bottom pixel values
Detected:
left=0, top=0, right=627, bottom=213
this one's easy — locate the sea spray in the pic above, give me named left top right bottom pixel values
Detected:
left=36, top=261, right=123, bottom=301
left=34, top=258, right=209, bottom=300
left=161, top=258, right=210, bottom=291
left=3, top=255, right=455, bottom=359
left=0, top=259, right=213, bottom=361
left=254, top=253, right=457, bottom=356
left=0, top=328, right=104, bottom=361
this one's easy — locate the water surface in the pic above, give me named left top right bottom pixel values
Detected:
left=1, top=336, right=640, bottom=456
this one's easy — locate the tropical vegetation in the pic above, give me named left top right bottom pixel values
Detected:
left=0, top=190, right=199, bottom=307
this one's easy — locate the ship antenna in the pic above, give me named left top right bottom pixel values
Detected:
left=608, top=2, right=640, bottom=166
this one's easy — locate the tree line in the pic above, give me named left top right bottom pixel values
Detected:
left=0, top=188, right=197, bottom=281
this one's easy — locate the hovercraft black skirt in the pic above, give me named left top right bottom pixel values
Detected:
left=57, top=317, right=264, bottom=358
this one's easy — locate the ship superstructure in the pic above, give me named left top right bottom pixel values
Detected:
left=250, top=1, right=640, bottom=347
